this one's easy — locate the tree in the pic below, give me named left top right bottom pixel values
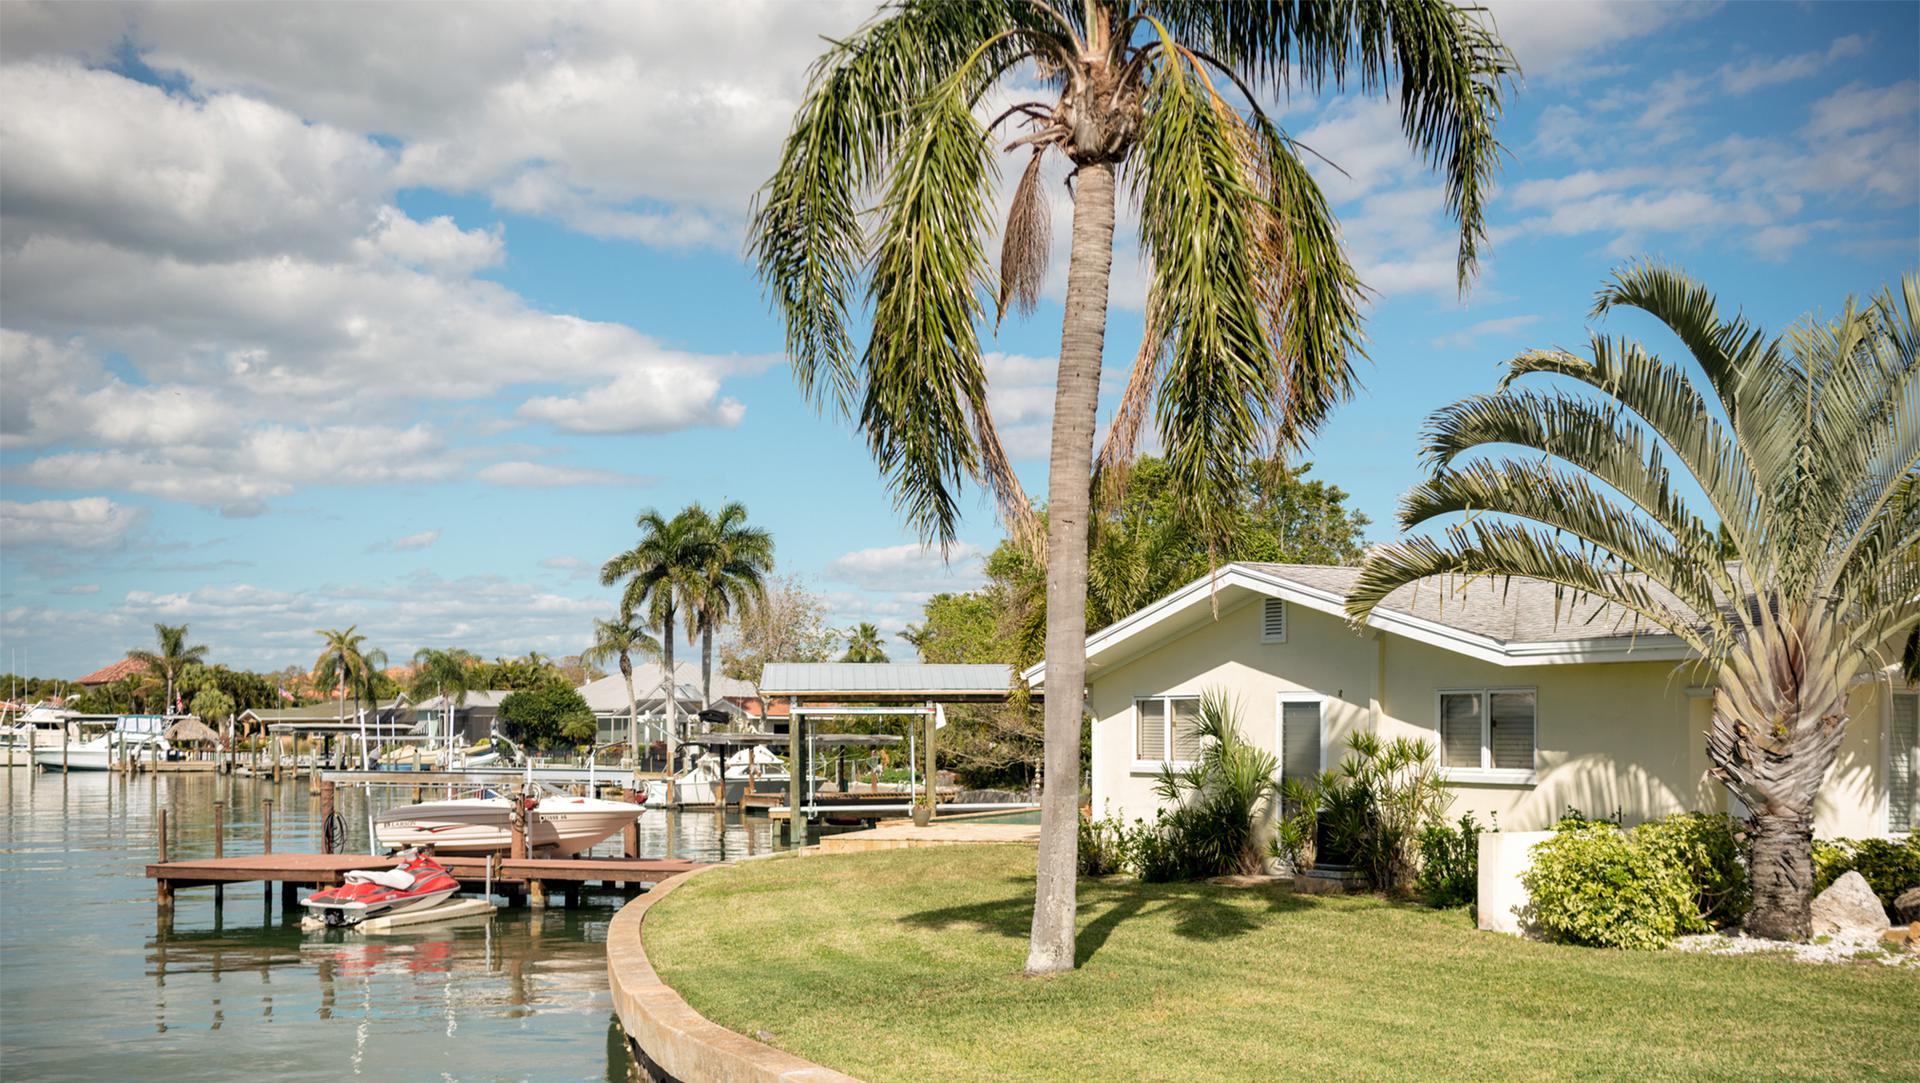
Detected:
left=499, top=685, right=597, bottom=752
left=188, top=688, right=235, bottom=743
left=841, top=622, right=888, bottom=663
left=312, top=626, right=369, bottom=733
left=603, top=506, right=711, bottom=770
left=1348, top=265, right=1920, bottom=940
left=582, top=617, right=661, bottom=763
left=721, top=574, right=838, bottom=717
left=410, top=647, right=480, bottom=754
left=685, top=502, right=775, bottom=706
left=126, top=623, right=208, bottom=715
left=755, top=0, right=1511, bottom=974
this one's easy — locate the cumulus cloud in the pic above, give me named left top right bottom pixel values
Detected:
left=1430, top=315, right=1542, bottom=350
left=1720, top=35, right=1868, bottom=95
left=371, top=529, right=440, bottom=553
left=824, top=542, right=987, bottom=594
left=0, top=496, right=146, bottom=549
left=477, top=461, right=654, bottom=487
left=517, top=363, right=749, bottom=435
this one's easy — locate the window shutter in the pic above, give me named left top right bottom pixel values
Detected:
left=1260, top=598, right=1287, bottom=643
left=1891, top=693, right=1917, bottom=833
left=1170, top=697, right=1205, bottom=761
left=1281, top=701, right=1321, bottom=783
left=1439, top=693, right=1483, bottom=768
left=1136, top=700, right=1165, bottom=761
left=1489, top=691, right=1536, bottom=771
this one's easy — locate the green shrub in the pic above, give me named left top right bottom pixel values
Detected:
left=1129, top=812, right=1192, bottom=883
left=1078, top=814, right=1130, bottom=877
left=1148, top=690, right=1284, bottom=879
left=1812, top=835, right=1920, bottom=921
left=1313, top=733, right=1452, bottom=892
left=1415, top=812, right=1487, bottom=908
left=1523, top=825, right=1702, bottom=950
left=1635, top=813, right=1750, bottom=928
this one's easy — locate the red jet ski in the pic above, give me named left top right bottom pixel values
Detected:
left=301, top=849, right=461, bottom=927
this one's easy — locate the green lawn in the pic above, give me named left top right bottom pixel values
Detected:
left=644, top=846, right=1916, bottom=1083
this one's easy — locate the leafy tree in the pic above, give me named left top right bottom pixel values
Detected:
left=499, top=685, right=597, bottom=752
left=684, top=502, right=775, bottom=706
left=188, top=688, right=235, bottom=741
left=721, top=574, right=838, bottom=716
left=754, top=0, right=1511, bottom=972
left=126, top=623, right=208, bottom=715
left=582, top=617, right=660, bottom=762
left=841, top=622, right=889, bottom=663
left=1349, top=265, right=1920, bottom=940
left=603, top=506, right=710, bottom=769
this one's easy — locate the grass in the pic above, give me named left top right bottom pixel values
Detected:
left=644, top=846, right=1917, bottom=1083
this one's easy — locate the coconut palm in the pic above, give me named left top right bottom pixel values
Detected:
left=126, top=622, right=208, bottom=716
left=313, top=626, right=369, bottom=734
left=684, top=502, right=774, bottom=707
left=409, top=647, right=479, bottom=755
left=582, top=617, right=661, bottom=765
left=1348, top=265, right=1920, bottom=940
left=842, top=622, right=888, bottom=663
left=602, top=506, right=710, bottom=772
left=753, top=0, right=1513, bottom=973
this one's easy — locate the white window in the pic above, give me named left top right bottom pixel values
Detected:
left=1891, top=691, right=1918, bottom=834
left=1276, top=694, right=1324, bottom=785
left=1260, top=597, right=1287, bottom=643
left=1134, top=695, right=1204, bottom=767
left=1436, top=688, right=1536, bottom=783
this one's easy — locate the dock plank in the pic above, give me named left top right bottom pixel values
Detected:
left=146, top=852, right=704, bottom=887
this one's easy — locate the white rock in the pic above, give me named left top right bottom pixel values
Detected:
left=1810, top=871, right=1889, bottom=937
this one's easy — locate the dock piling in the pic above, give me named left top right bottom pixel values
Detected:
left=156, top=808, right=173, bottom=910
left=319, top=782, right=336, bottom=854
left=213, top=800, right=225, bottom=911
left=263, top=798, right=273, bottom=853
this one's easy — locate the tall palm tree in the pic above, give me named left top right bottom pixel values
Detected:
left=410, top=647, right=479, bottom=756
left=602, top=506, right=710, bottom=772
left=1348, top=265, right=1920, bottom=940
left=582, top=617, right=661, bottom=765
left=313, top=626, right=369, bottom=733
left=126, top=623, right=208, bottom=716
left=685, top=502, right=775, bottom=707
left=754, top=0, right=1511, bottom=973
left=842, top=622, right=889, bottom=663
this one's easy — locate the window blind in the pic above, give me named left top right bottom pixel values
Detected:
left=1135, top=700, right=1165, bottom=761
left=1489, top=691, right=1536, bottom=771
left=1439, top=692, right=1483, bottom=768
left=1170, top=697, right=1204, bottom=761
left=1281, top=701, right=1321, bottom=782
left=1892, top=692, right=1917, bottom=833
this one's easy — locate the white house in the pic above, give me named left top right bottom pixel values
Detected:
left=1025, top=562, right=1917, bottom=838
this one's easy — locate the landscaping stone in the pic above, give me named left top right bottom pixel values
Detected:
left=1893, top=886, right=1920, bottom=925
left=1810, top=871, right=1890, bottom=937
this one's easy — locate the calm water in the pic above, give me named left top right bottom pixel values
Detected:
left=0, top=768, right=785, bottom=1082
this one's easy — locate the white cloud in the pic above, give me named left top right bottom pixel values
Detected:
left=0, top=496, right=146, bottom=549
left=823, top=542, right=987, bottom=594
left=477, top=461, right=653, bottom=487
left=372, top=529, right=441, bottom=553
left=1431, top=315, right=1542, bottom=350
left=1475, top=2, right=1706, bottom=73
left=1720, top=35, right=1869, bottom=95
left=50, top=583, right=102, bottom=596
left=517, top=363, right=749, bottom=435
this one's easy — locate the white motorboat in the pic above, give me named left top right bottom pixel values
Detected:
left=669, top=746, right=790, bottom=806
left=31, top=730, right=169, bottom=771
left=374, top=791, right=644, bottom=856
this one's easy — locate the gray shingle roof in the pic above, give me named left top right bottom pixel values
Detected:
left=759, top=663, right=1016, bottom=697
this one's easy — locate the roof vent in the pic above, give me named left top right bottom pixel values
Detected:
left=1260, top=597, right=1287, bottom=643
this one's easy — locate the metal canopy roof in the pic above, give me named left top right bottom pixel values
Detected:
left=758, top=663, right=1027, bottom=701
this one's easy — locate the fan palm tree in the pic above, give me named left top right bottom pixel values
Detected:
left=602, top=506, right=711, bottom=772
left=842, top=622, right=889, bottom=663
left=582, top=617, right=661, bottom=765
left=1348, top=265, right=1920, bottom=940
left=684, top=502, right=775, bottom=707
left=410, top=647, right=479, bottom=755
left=126, top=623, right=208, bottom=716
left=753, top=0, right=1512, bottom=973
left=313, top=626, right=369, bottom=733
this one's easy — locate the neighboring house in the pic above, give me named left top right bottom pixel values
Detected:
left=241, top=696, right=415, bottom=733
left=578, top=663, right=753, bottom=746
left=413, top=691, right=513, bottom=745
left=74, top=658, right=149, bottom=688
left=1025, top=562, right=1917, bottom=838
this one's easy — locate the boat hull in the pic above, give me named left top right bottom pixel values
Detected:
left=31, top=748, right=118, bottom=771
left=375, top=797, right=642, bottom=856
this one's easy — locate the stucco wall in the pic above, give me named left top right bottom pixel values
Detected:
left=1086, top=597, right=1901, bottom=837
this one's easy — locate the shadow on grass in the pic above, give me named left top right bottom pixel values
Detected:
left=897, top=875, right=1318, bottom=966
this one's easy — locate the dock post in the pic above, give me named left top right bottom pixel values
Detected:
left=263, top=799, right=273, bottom=853
left=622, top=790, right=640, bottom=859
left=320, top=782, right=336, bottom=854
left=213, top=800, right=225, bottom=912
left=924, top=704, right=938, bottom=821
left=272, top=735, right=282, bottom=783
left=62, top=723, right=68, bottom=772
left=156, top=808, right=173, bottom=910
left=530, top=878, right=547, bottom=908
left=787, top=697, right=807, bottom=846
left=282, top=881, right=298, bottom=911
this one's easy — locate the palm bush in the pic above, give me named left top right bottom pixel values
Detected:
left=1312, top=733, right=1452, bottom=892
left=1149, top=690, right=1283, bottom=878
left=1349, top=266, right=1920, bottom=939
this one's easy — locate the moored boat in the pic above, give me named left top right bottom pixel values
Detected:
left=301, top=849, right=461, bottom=927
left=374, top=791, right=644, bottom=856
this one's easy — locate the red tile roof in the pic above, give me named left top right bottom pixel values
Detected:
left=75, top=658, right=150, bottom=686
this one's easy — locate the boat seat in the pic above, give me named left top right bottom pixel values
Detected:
left=344, top=867, right=416, bottom=890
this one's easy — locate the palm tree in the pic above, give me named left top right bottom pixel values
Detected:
left=754, top=0, right=1512, bottom=974
left=602, top=506, right=710, bottom=772
left=685, top=502, right=775, bottom=707
left=1348, top=265, right=1920, bottom=940
left=582, top=617, right=661, bottom=765
left=410, top=647, right=479, bottom=757
left=313, top=626, right=369, bottom=734
left=842, top=622, right=888, bottom=663
left=126, top=623, right=208, bottom=716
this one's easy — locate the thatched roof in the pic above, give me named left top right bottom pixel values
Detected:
left=165, top=718, right=222, bottom=743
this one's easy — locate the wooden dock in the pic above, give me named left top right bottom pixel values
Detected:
left=146, top=852, right=705, bottom=912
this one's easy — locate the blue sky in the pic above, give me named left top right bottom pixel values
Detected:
left=1, top=1, right=1916, bottom=677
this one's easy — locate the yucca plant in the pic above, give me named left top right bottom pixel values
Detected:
left=753, top=0, right=1513, bottom=974
left=1151, top=689, right=1284, bottom=877
left=1349, top=266, right=1920, bottom=939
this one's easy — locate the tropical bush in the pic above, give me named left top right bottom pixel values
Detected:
left=498, top=685, right=596, bottom=751
left=1812, top=835, right=1920, bottom=921
left=1525, top=813, right=1752, bottom=949
left=1148, top=690, right=1284, bottom=878
left=1310, top=733, right=1452, bottom=892
left=1416, top=812, right=1488, bottom=908
left=1077, top=813, right=1131, bottom=878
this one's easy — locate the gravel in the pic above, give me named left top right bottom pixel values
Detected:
left=1671, top=930, right=1918, bottom=968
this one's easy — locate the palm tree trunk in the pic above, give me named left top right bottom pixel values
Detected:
left=1746, top=811, right=1814, bottom=940
left=1026, top=159, right=1117, bottom=976
left=700, top=621, right=714, bottom=708
left=661, top=604, right=678, bottom=776
left=621, top=653, right=637, bottom=769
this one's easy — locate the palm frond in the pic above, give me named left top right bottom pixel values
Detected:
left=996, top=148, right=1050, bottom=323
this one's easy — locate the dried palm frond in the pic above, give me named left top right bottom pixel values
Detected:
left=997, top=148, right=1051, bottom=324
